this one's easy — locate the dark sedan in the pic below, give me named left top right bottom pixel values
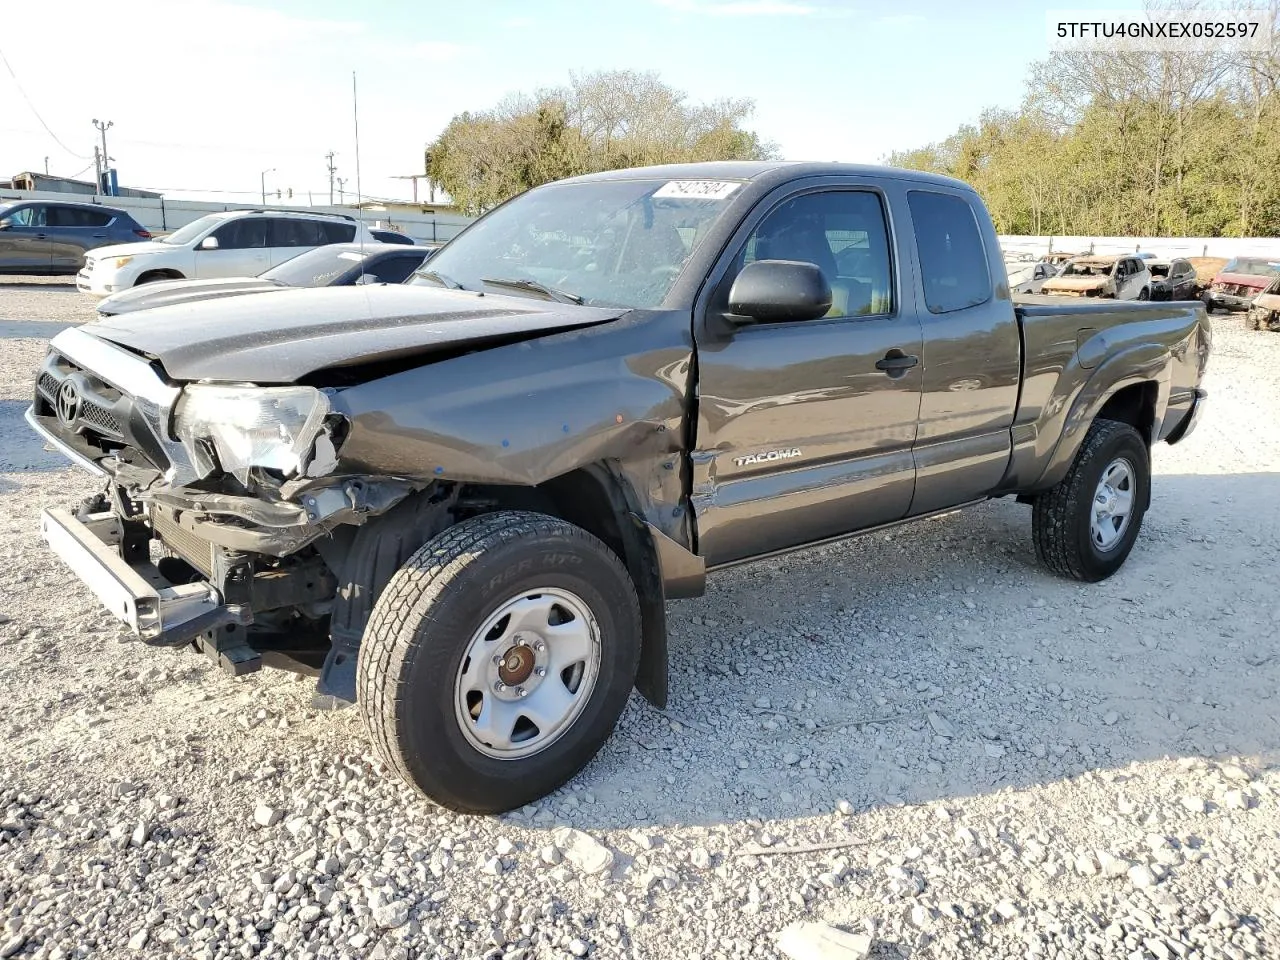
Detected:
left=0, top=200, right=152, bottom=275
left=95, top=242, right=438, bottom=318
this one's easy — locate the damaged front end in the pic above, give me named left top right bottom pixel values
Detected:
left=29, top=327, right=426, bottom=685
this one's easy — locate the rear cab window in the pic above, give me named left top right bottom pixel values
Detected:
left=906, top=191, right=992, bottom=314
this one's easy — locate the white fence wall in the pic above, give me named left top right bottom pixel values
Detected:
left=0, top=188, right=474, bottom=244
left=999, top=235, right=1280, bottom=261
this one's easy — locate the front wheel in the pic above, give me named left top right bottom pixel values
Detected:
left=1032, top=420, right=1150, bottom=582
left=357, top=511, right=642, bottom=813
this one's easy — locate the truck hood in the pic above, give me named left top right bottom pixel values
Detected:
left=97, top=276, right=282, bottom=317
left=84, top=284, right=625, bottom=383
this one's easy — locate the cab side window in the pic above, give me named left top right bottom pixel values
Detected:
left=728, top=190, right=894, bottom=319
left=212, top=219, right=268, bottom=249
left=7, top=206, right=45, bottom=227
left=369, top=254, right=423, bottom=285
left=270, top=218, right=327, bottom=247
left=907, top=191, right=991, bottom=314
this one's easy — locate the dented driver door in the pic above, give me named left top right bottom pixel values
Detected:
left=689, top=183, right=925, bottom=568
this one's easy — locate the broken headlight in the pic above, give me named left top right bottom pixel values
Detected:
left=175, top=384, right=329, bottom=484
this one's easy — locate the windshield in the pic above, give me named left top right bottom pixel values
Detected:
left=1223, top=257, right=1280, bottom=277
left=410, top=178, right=743, bottom=308
left=161, top=214, right=227, bottom=245
left=261, top=246, right=365, bottom=286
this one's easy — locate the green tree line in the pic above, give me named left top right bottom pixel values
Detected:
left=425, top=70, right=775, bottom=216
left=887, top=7, right=1280, bottom=237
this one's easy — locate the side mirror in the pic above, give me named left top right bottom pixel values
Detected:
left=0, top=220, right=11, bottom=230
left=199, top=235, right=219, bottom=250
left=728, top=259, right=832, bottom=324
left=354, top=273, right=380, bottom=286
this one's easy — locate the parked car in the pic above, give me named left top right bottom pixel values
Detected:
left=27, top=161, right=1210, bottom=813
left=0, top=200, right=151, bottom=275
left=95, top=242, right=437, bottom=318
left=76, top=209, right=379, bottom=295
left=1145, top=258, right=1198, bottom=301
left=1201, top=256, right=1280, bottom=313
left=369, top=228, right=415, bottom=245
left=1007, top=258, right=1060, bottom=294
left=1247, top=274, right=1280, bottom=331
left=1042, top=254, right=1152, bottom=300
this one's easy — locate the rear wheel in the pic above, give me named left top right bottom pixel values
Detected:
left=1032, top=419, right=1150, bottom=582
left=357, top=511, right=642, bottom=813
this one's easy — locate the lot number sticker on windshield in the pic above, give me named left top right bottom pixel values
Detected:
left=653, top=180, right=741, bottom=201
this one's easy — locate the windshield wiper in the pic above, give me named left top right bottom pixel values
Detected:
left=416, top=269, right=468, bottom=290
left=481, top=277, right=584, bottom=305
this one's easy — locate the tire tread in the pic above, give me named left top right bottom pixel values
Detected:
left=356, top=510, right=639, bottom=812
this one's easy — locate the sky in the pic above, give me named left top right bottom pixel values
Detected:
left=0, top=0, right=1143, bottom=205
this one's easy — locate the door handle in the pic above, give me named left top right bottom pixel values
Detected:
left=35, top=233, right=47, bottom=239
left=875, top=350, right=919, bottom=377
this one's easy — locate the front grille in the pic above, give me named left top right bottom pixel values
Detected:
left=79, top=399, right=122, bottom=434
left=37, top=372, right=58, bottom=399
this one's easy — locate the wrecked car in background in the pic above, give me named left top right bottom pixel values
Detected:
left=1202, top=256, right=1280, bottom=313
left=1146, top=258, right=1198, bottom=302
left=1042, top=254, right=1152, bottom=300
left=1248, top=275, right=1280, bottom=331
left=1006, top=257, right=1060, bottom=294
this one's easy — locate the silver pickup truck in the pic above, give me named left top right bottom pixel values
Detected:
left=27, top=162, right=1211, bottom=813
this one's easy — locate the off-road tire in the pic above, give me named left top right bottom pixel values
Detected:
left=1032, top=419, right=1150, bottom=582
left=357, top=510, right=641, bottom=813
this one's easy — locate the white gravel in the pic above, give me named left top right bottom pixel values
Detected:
left=1, top=277, right=1278, bottom=959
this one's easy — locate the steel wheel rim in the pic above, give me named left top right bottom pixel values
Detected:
left=1090, top=457, right=1136, bottom=552
left=453, top=587, right=601, bottom=760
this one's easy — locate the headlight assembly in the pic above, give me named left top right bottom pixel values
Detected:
left=174, top=384, right=329, bottom=484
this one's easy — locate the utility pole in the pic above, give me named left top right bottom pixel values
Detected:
left=260, top=167, right=275, bottom=206
left=336, top=177, right=347, bottom=204
left=93, top=145, right=102, bottom=194
left=44, top=157, right=49, bottom=175
left=92, top=119, right=113, bottom=193
left=325, top=151, right=337, bottom=205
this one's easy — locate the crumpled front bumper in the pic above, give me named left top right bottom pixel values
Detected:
left=39, top=507, right=243, bottom=646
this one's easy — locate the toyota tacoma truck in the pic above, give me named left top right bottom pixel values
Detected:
left=26, top=162, right=1211, bottom=813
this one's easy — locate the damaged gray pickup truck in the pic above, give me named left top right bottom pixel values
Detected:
left=28, top=162, right=1211, bottom=813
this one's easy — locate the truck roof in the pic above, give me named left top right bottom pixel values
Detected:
left=559, top=160, right=976, bottom=193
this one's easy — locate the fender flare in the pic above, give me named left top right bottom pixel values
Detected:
left=1034, top=342, right=1171, bottom=491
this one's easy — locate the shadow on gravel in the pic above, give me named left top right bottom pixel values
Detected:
left=552, top=471, right=1280, bottom=830
left=0, top=320, right=77, bottom=339
left=0, top=399, right=65, bottom=473
left=0, top=280, right=76, bottom=289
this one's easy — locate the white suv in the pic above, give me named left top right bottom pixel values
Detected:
left=77, top=209, right=379, bottom=295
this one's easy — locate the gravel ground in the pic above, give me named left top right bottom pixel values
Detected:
left=1, top=276, right=1277, bottom=960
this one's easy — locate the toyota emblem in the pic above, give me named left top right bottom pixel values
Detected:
left=55, top=379, right=81, bottom=427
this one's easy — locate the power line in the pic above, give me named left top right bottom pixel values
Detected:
left=0, top=46, right=91, bottom=160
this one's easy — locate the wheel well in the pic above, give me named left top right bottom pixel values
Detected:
left=1097, top=382, right=1158, bottom=445
left=136, top=269, right=184, bottom=284
left=458, top=466, right=669, bottom=708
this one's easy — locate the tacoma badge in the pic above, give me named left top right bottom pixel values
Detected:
left=733, top=448, right=802, bottom=467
